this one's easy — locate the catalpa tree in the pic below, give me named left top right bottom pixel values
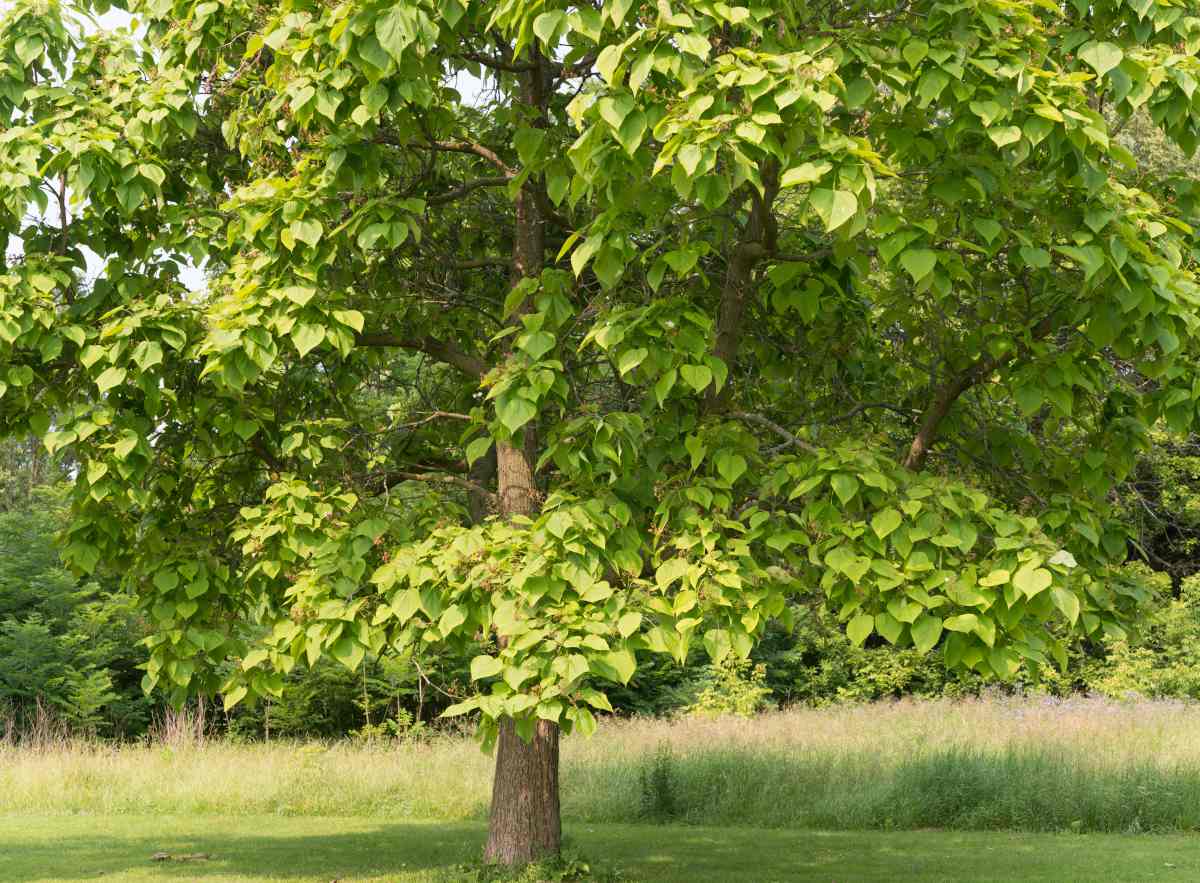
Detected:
left=3, top=0, right=1200, bottom=864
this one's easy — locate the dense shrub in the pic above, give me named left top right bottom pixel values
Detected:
left=0, top=493, right=154, bottom=738
left=221, top=652, right=467, bottom=741
left=1080, top=573, right=1200, bottom=700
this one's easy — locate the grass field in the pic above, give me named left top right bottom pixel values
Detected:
left=5, top=815, right=1200, bottom=882
left=6, top=697, right=1200, bottom=880
left=6, top=696, right=1200, bottom=832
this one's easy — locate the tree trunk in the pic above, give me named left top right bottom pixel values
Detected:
left=467, top=443, right=497, bottom=525
left=486, top=433, right=562, bottom=864
left=483, top=717, right=561, bottom=864
left=488, top=434, right=561, bottom=865
left=484, top=41, right=562, bottom=865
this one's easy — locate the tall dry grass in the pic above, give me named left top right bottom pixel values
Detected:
left=3, top=696, right=1200, bottom=832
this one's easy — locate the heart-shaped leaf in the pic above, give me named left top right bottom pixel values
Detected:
left=809, top=189, right=858, bottom=232
left=901, top=249, right=938, bottom=281
left=1078, top=41, right=1123, bottom=77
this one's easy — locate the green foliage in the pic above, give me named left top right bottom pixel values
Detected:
left=463, top=848, right=621, bottom=883
left=606, top=560, right=1200, bottom=710
left=2, top=481, right=1199, bottom=736
left=0, top=493, right=153, bottom=737
left=0, top=494, right=83, bottom=622
left=0, top=615, right=128, bottom=735
left=0, top=436, right=65, bottom=513
left=223, top=650, right=468, bottom=742
left=682, top=656, right=773, bottom=719
left=756, top=607, right=971, bottom=705
left=1083, top=573, right=1200, bottom=700
left=352, top=708, right=427, bottom=744
left=1, top=0, right=1199, bottom=792
left=1118, top=434, right=1200, bottom=584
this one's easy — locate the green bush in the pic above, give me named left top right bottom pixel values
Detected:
left=749, top=603, right=980, bottom=705
left=0, top=493, right=154, bottom=738
left=683, top=656, right=773, bottom=718
left=223, top=648, right=472, bottom=741
left=1082, top=572, right=1200, bottom=700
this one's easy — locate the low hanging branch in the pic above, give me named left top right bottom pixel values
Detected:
left=902, top=355, right=1003, bottom=471
left=426, top=176, right=513, bottom=206
left=354, top=332, right=487, bottom=378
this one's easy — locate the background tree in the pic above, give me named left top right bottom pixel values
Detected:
left=0, top=435, right=66, bottom=512
left=3, top=0, right=1200, bottom=865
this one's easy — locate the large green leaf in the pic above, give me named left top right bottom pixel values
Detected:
left=679, top=363, right=712, bottom=392
left=330, top=637, right=365, bottom=672
left=1051, top=587, right=1081, bottom=625
left=900, top=249, right=937, bottom=281
left=498, top=397, right=537, bottom=433
left=1078, top=42, right=1123, bottom=77
left=847, top=613, right=874, bottom=646
left=470, top=655, right=503, bottom=680
left=95, top=366, right=126, bottom=392
left=603, top=648, right=636, bottom=684
left=911, top=615, right=943, bottom=654
left=875, top=612, right=904, bottom=644
left=291, top=324, right=325, bottom=357
left=831, top=473, right=860, bottom=504
left=809, top=189, right=858, bottom=232
left=871, top=508, right=903, bottom=539
left=375, top=7, right=414, bottom=60
left=1012, top=565, right=1052, bottom=599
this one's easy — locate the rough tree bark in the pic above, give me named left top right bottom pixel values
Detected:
left=483, top=44, right=562, bottom=866
left=484, top=715, right=561, bottom=865
left=467, top=444, right=498, bottom=525
left=485, top=431, right=562, bottom=865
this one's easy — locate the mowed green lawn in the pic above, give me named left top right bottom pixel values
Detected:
left=3, top=815, right=1200, bottom=882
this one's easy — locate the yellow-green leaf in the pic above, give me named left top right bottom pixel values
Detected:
left=809, top=189, right=858, bottom=232
left=847, top=613, right=874, bottom=646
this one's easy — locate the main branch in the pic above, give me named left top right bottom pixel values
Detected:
left=705, top=158, right=781, bottom=412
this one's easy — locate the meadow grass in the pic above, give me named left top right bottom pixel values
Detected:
left=4, top=696, right=1200, bottom=834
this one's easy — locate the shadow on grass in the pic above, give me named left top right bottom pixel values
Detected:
left=0, top=819, right=830, bottom=882
left=8, top=817, right=1200, bottom=882
left=5, top=817, right=486, bottom=881
left=0, top=818, right=810, bottom=882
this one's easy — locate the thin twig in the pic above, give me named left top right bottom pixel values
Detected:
left=730, top=411, right=819, bottom=454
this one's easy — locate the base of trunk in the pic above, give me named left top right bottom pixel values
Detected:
left=483, top=717, right=561, bottom=865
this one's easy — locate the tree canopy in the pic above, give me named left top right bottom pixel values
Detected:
left=3, top=0, right=1200, bottom=863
